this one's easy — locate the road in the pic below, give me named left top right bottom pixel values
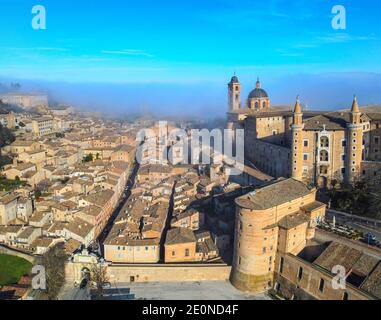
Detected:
left=325, top=209, right=381, bottom=242
left=326, top=209, right=381, bottom=228
left=58, top=283, right=90, bottom=300
left=315, top=229, right=381, bottom=259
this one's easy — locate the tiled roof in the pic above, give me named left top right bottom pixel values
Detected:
left=235, top=178, right=312, bottom=210
left=165, top=227, right=196, bottom=245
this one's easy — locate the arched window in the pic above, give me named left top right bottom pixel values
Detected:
left=320, top=136, right=329, bottom=148
left=320, top=150, right=329, bottom=162
left=263, top=101, right=267, bottom=109
left=255, top=101, right=259, bottom=109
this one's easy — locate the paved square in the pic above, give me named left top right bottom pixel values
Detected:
left=116, top=281, right=272, bottom=300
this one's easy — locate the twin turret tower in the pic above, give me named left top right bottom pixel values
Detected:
left=290, top=95, right=363, bottom=185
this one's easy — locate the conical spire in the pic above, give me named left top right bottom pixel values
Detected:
left=294, top=95, right=302, bottom=114
left=351, top=95, right=360, bottom=113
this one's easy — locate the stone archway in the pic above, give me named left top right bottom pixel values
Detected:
left=65, top=249, right=102, bottom=285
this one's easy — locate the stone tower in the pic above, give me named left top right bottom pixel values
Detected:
left=230, top=179, right=326, bottom=293
left=230, top=191, right=276, bottom=293
left=346, top=96, right=363, bottom=184
left=291, top=96, right=304, bottom=181
left=228, top=74, right=241, bottom=112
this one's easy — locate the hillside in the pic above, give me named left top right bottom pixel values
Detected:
left=0, top=99, right=24, bottom=114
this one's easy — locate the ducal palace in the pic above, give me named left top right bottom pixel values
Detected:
left=227, top=75, right=381, bottom=187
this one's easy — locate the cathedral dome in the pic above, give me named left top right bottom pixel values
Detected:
left=248, top=78, right=268, bottom=99
left=248, top=88, right=268, bottom=99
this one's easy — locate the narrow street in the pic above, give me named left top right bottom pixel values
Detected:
left=97, top=161, right=140, bottom=249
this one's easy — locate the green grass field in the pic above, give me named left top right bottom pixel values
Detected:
left=0, top=254, right=32, bottom=286
left=0, top=177, right=26, bottom=192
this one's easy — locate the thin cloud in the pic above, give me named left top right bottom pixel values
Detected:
left=101, top=49, right=154, bottom=58
left=1, top=47, right=69, bottom=52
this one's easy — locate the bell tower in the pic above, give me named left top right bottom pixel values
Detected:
left=291, top=96, right=304, bottom=181
left=346, top=96, right=363, bottom=184
left=228, top=74, right=241, bottom=111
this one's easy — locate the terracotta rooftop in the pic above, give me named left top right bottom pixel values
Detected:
left=165, top=227, right=196, bottom=245
left=235, top=178, right=313, bottom=210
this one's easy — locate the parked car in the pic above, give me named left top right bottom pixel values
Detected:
left=102, top=282, right=112, bottom=289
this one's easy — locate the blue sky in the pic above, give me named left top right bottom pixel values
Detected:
left=1, top=0, right=381, bottom=115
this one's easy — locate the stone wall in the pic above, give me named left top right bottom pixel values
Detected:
left=65, top=260, right=231, bottom=283
left=0, top=245, right=37, bottom=264
left=245, top=139, right=291, bottom=178
left=107, top=264, right=231, bottom=283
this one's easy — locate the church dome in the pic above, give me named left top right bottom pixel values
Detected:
left=248, top=88, right=268, bottom=99
left=248, top=78, right=268, bottom=99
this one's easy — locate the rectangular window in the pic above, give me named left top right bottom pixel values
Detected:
left=303, top=153, right=308, bottom=161
left=375, top=137, right=380, bottom=144
left=297, top=267, right=303, bottom=281
left=172, top=250, right=176, bottom=256
left=303, top=140, right=309, bottom=147
left=185, top=248, right=190, bottom=257
left=279, top=257, right=284, bottom=274
left=319, top=279, right=325, bottom=292
left=342, top=140, right=347, bottom=147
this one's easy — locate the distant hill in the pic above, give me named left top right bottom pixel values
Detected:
left=361, top=105, right=381, bottom=113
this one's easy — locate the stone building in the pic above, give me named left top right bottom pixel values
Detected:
left=230, top=178, right=326, bottom=293
left=227, top=75, right=381, bottom=187
left=230, top=178, right=381, bottom=299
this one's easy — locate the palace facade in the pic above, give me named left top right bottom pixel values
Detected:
left=227, top=75, right=381, bottom=187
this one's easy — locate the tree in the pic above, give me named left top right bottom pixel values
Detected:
left=40, top=243, right=67, bottom=300
left=90, top=263, right=109, bottom=299
left=83, top=154, right=94, bottom=163
left=0, top=123, right=16, bottom=149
